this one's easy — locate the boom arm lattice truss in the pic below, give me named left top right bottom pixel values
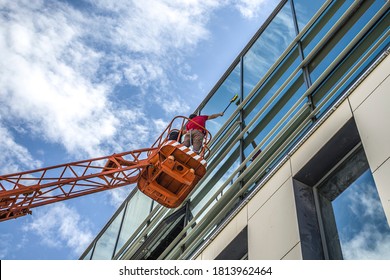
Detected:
left=0, top=116, right=212, bottom=223
left=0, top=148, right=155, bottom=222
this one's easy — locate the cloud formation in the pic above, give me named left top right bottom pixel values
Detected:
left=234, top=0, right=272, bottom=19
left=342, top=224, right=390, bottom=260
left=0, top=1, right=118, bottom=159
left=22, top=203, right=94, bottom=257
left=0, top=0, right=275, bottom=160
left=0, top=123, right=42, bottom=174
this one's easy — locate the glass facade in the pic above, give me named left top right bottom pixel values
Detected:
left=80, top=0, right=390, bottom=260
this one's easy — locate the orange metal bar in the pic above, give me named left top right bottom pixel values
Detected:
left=0, top=149, right=155, bottom=222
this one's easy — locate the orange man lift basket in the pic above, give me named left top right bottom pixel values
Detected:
left=138, top=140, right=207, bottom=208
left=0, top=116, right=211, bottom=222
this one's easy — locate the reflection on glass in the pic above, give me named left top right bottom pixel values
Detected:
left=190, top=141, right=240, bottom=219
left=244, top=70, right=306, bottom=161
left=308, top=0, right=381, bottom=82
left=333, top=170, right=390, bottom=259
left=115, top=190, right=153, bottom=256
left=243, top=2, right=295, bottom=96
left=200, top=63, right=240, bottom=138
left=244, top=45, right=301, bottom=127
left=293, top=0, right=326, bottom=32
left=91, top=208, right=125, bottom=259
left=311, top=11, right=390, bottom=120
left=301, top=0, right=353, bottom=58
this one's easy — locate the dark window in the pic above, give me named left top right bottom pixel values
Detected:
left=215, top=227, right=248, bottom=260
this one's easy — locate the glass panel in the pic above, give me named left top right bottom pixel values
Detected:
left=91, top=207, right=125, bottom=260
left=243, top=2, right=295, bottom=96
left=190, top=141, right=240, bottom=220
left=243, top=45, right=301, bottom=126
left=312, top=9, right=390, bottom=118
left=208, top=113, right=240, bottom=154
left=243, top=72, right=307, bottom=179
left=132, top=207, right=186, bottom=260
left=247, top=73, right=305, bottom=148
left=243, top=41, right=304, bottom=165
left=301, top=0, right=353, bottom=58
left=308, top=0, right=384, bottom=82
left=293, top=0, right=326, bottom=32
left=199, top=63, right=240, bottom=138
left=333, top=170, right=390, bottom=259
left=115, top=190, right=154, bottom=255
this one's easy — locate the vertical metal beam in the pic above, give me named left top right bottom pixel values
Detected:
left=239, top=56, right=245, bottom=190
left=313, top=187, right=330, bottom=260
left=111, top=202, right=129, bottom=259
left=290, top=0, right=315, bottom=118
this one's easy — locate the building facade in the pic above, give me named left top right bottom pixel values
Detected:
left=80, top=0, right=390, bottom=260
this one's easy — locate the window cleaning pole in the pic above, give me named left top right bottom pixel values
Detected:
left=222, top=94, right=239, bottom=114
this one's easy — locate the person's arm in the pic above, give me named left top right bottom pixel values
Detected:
left=208, top=112, right=224, bottom=120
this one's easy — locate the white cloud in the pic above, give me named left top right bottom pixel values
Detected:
left=107, top=187, right=134, bottom=208
left=22, top=203, right=94, bottom=257
left=348, top=183, right=384, bottom=218
left=89, top=0, right=217, bottom=52
left=153, top=118, right=169, bottom=133
left=341, top=224, right=390, bottom=260
left=234, top=0, right=276, bottom=19
left=0, top=0, right=279, bottom=163
left=0, top=1, right=119, bottom=159
left=0, top=123, right=42, bottom=174
left=123, top=59, right=165, bottom=87
left=0, top=0, right=232, bottom=163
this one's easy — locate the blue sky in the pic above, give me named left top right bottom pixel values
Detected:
left=0, top=0, right=280, bottom=259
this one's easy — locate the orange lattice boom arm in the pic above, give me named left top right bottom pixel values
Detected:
left=0, top=148, right=155, bottom=222
left=0, top=115, right=212, bottom=222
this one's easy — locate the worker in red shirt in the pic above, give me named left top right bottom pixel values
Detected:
left=182, top=112, right=224, bottom=154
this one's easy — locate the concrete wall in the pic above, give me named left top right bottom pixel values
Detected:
left=195, top=54, right=390, bottom=260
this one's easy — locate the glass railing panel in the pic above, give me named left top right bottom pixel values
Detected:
left=190, top=141, right=240, bottom=220
left=308, top=0, right=383, bottom=82
left=244, top=103, right=312, bottom=194
left=243, top=44, right=301, bottom=124
left=243, top=1, right=295, bottom=97
left=207, top=113, right=240, bottom=157
left=301, top=0, right=353, bottom=57
left=91, top=207, right=125, bottom=259
left=243, top=71, right=306, bottom=167
left=310, top=3, right=389, bottom=118
left=207, top=118, right=240, bottom=165
left=114, top=190, right=154, bottom=255
left=293, top=0, right=326, bottom=33
left=199, top=63, right=240, bottom=138
left=189, top=123, right=240, bottom=205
